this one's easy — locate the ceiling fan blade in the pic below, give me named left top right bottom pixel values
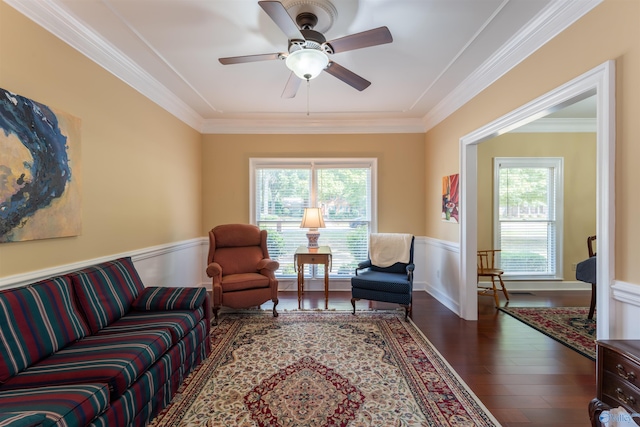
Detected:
left=281, top=72, right=302, bottom=98
left=219, top=53, right=282, bottom=65
left=258, top=1, right=305, bottom=41
left=327, top=26, right=393, bottom=54
left=324, top=61, right=371, bottom=91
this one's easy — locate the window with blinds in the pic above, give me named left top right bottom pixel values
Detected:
left=251, top=158, right=376, bottom=278
left=493, top=157, right=563, bottom=279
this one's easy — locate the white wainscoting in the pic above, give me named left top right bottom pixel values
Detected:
left=133, top=238, right=206, bottom=290
left=611, top=281, right=640, bottom=338
left=422, top=237, right=462, bottom=315
left=419, top=236, right=616, bottom=316
left=0, top=238, right=208, bottom=291
left=4, top=236, right=640, bottom=338
left=0, top=237, right=429, bottom=294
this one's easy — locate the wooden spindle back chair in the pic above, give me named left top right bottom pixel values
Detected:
left=477, top=249, right=509, bottom=307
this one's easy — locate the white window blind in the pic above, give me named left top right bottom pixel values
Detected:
left=494, top=157, right=563, bottom=279
left=251, top=159, right=376, bottom=278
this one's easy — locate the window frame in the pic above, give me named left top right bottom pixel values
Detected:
left=493, top=157, right=564, bottom=280
left=250, top=157, right=378, bottom=278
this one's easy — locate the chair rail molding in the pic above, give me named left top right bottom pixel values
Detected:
left=611, top=281, right=640, bottom=339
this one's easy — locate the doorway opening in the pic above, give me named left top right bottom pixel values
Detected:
left=459, top=61, right=615, bottom=340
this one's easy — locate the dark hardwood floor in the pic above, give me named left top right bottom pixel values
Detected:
left=264, top=289, right=596, bottom=427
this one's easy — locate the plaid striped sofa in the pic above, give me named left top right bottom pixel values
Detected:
left=0, top=257, right=212, bottom=427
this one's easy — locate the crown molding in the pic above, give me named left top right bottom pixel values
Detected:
left=511, top=117, right=596, bottom=133
left=6, top=0, right=601, bottom=135
left=4, top=0, right=205, bottom=131
left=422, top=0, right=602, bottom=132
left=201, top=117, right=427, bottom=134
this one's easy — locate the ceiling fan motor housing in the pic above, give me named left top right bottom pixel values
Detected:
left=289, top=28, right=328, bottom=51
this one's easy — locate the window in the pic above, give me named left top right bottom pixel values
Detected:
left=251, top=158, right=377, bottom=278
left=493, top=157, right=563, bottom=279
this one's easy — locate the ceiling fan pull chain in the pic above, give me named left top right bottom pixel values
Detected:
left=307, top=78, right=310, bottom=116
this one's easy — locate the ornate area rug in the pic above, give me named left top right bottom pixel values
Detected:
left=150, top=311, right=500, bottom=426
left=498, top=306, right=596, bottom=360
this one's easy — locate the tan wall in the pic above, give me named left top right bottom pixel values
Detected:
left=477, top=132, right=597, bottom=279
left=0, top=4, right=202, bottom=277
left=201, top=133, right=425, bottom=237
left=424, top=0, right=640, bottom=283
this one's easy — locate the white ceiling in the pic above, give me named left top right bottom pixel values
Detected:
left=5, top=0, right=600, bottom=133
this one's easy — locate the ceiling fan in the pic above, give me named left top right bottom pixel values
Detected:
left=219, top=0, right=393, bottom=98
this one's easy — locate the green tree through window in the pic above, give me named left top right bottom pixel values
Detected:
left=252, top=159, right=376, bottom=278
left=494, top=157, right=563, bottom=278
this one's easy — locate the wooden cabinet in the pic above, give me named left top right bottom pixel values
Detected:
left=590, top=340, right=640, bottom=426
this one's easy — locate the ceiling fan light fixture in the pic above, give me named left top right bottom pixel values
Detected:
left=285, top=48, right=328, bottom=80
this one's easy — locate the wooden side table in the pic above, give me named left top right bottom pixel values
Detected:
left=294, top=246, right=332, bottom=309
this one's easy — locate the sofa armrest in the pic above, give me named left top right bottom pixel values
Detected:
left=132, top=286, right=207, bottom=311
left=0, top=412, right=46, bottom=427
left=257, top=259, right=279, bottom=272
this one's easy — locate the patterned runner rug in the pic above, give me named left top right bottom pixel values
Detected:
left=150, top=311, right=500, bottom=426
left=498, top=306, right=596, bottom=360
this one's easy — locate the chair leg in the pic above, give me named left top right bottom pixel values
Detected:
left=212, top=306, right=220, bottom=326
left=490, top=278, right=500, bottom=307
left=351, top=298, right=359, bottom=315
left=589, top=283, right=596, bottom=319
left=402, top=304, right=411, bottom=321
left=272, top=298, right=279, bottom=318
left=498, top=276, right=509, bottom=301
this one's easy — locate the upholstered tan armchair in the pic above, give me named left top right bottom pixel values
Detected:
left=206, top=224, right=279, bottom=323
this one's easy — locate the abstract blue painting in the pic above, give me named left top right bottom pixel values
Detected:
left=0, top=88, right=81, bottom=243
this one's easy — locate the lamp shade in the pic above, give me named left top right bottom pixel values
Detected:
left=285, top=49, right=329, bottom=80
left=300, top=207, right=325, bottom=229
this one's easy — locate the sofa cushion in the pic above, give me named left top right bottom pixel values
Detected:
left=0, top=383, right=109, bottom=427
left=132, top=286, right=207, bottom=311
left=0, top=276, right=90, bottom=383
left=70, top=257, right=145, bottom=333
left=97, top=307, right=204, bottom=344
left=88, top=319, right=209, bottom=427
left=2, top=329, right=172, bottom=400
left=86, top=348, right=175, bottom=427
left=0, top=412, right=46, bottom=427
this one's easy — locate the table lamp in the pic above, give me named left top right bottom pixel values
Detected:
left=300, top=207, right=325, bottom=249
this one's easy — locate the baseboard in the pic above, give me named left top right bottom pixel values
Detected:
left=425, top=281, right=460, bottom=315
left=479, top=280, right=592, bottom=292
